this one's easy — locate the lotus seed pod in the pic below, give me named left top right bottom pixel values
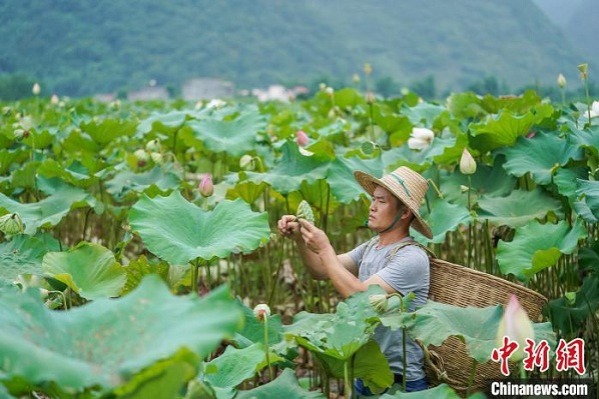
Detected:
left=368, top=294, right=388, bottom=313
left=239, top=154, right=255, bottom=170
left=0, top=213, right=25, bottom=235
left=145, top=139, right=161, bottom=152
left=364, top=63, right=373, bottom=76
left=134, top=149, right=149, bottom=167
left=150, top=152, right=163, bottom=164
left=253, top=303, right=271, bottom=321
left=13, top=129, right=25, bottom=140
left=296, top=200, right=315, bottom=223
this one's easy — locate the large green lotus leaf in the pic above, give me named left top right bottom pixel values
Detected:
left=233, top=302, right=283, bottom=348
left=480, top=90, right=543, bottom=114
left=554, top=167, right=589, bottom=204
left=447, top=92, right=486, bottom=120
left=80, top=119, right=137, bottom=146
left=477, top=188, right=563, bottom=228
left=372, top=102, right=411, bottom=135
left=469, top=104, right=553, bottom=153
left=244, top=142, right=329, bottom=194
left=121, top=255, right=170, bottom=295
left=0, top=233, right=60, bottom=282
left=496, top=219, right=587, bottom=281
left=402, top=103, right=445, bottom=126
left=415, top=198, right=470, bottom=244
left=113, top=349, right=197, bottom=399
left=42, top=242, right=126, bottom=300
left=380, top=302, right=555, bottom=363
left=568, top=125, right=599, bottom=156
left=0, top=149, right=28, bottom=174
left=0, top=275, right=242, bottom=391
left=105, top=165, right=182, bottom=201
left=379, top=383, right=461, bottom=398
left=311, top=340, right=393, bottom=394
left=438, top=161, right=516, bottom=208
left=204, top=343, right=265, bottom=393
left=0, top=182, right=97, bottom=235
left=185, top=108, right=266, bottom=156
left=575, top=178, right=599, bottom=221
left=327, top=155, right=384, bottom=203
left=236, top=368, right=325, bottom=399
left=382, top=135, right=457, bottom=171
left=129, top=191, right=270, bottom=264
left=136, top=110, right=190, bottom=135
left=37, top=159, right=97, bottom=188
left=546, top=275, right=599, bottom=335
left=496, top=132, right=583, bottom=185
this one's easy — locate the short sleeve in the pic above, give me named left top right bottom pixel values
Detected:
left=347, top=240, right=369, bottom=266
left=376, top=245, right=429, bottom=307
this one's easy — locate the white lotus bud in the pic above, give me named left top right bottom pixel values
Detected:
left=459, top=148, right=477, bottom=175
left=253, top=303, right=271, bottom=321
left=32, top=83, right=40, bottom=96
left=557, top=73, right=567, bottom=89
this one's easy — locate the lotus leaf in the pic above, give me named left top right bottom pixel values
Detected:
left=129, top=191, right=270, bottom=265
left=80, top=118, right=137, bottom=146
left=415, top=198, right=470, bottom=244
left=105, top=165, right=182, bottom=201
left=477, top=188, right=563, bottom=228
left=0, top=181, right=98, bottom=235
left=496, top=219, right=587, bottom=281
left=236, top=368, right=325, bottom=399
left=575, top=178, right=599, bottom=221
left=0, top=275, right=242, bottom=391
left=380, top=301, right=555, bottom=363
left=497, top=132, right=583, bottom=185
left=0, top=233, right=60, bottom=283
left=379, top=382, right=461, bottom=398
left=244, top=142, right=329, bottom=194
left=43, top=242, right=127, bottom=300
left=186, top=108, right=266, bottom=156
left=469, top=104, right=553, bottom=153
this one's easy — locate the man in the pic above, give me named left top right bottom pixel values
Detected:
left=277, top=166, right=432, bottom=395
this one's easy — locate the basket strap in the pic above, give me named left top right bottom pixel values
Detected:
left=363, top=236, right=437, bottom=263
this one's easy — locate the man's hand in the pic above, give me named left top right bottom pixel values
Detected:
left=277, top=215, right=301, bottom=240
left=298, top=219, right=332, bottom=255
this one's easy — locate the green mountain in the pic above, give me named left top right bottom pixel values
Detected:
left=0, top=0, right=589, bottom=98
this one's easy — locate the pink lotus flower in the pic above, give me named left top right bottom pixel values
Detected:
left=199, top=174, right=214, bottom=197
left=496, top=294, right=535, bottom=361
left=296, top=130, right=309, bottom=147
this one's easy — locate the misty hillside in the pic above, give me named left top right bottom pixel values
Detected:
left=0, top=0, right=589, bottom=97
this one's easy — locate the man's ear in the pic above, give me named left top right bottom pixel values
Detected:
left=401, top=208, right=413, bottom=220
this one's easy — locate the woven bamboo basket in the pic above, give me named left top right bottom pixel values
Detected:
left=424, top=257, right=548, bottom=395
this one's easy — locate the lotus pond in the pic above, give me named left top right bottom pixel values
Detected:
left=0, top=82, right=598, bottom=398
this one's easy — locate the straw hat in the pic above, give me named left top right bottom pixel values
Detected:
left=354, top=166, right=432, bottom=239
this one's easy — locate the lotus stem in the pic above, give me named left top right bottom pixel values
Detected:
left=466, top=359, right=478, bottom=397
left=264, top=315, right=273, bottom=381
left=344, top=360, right=352, bottom=399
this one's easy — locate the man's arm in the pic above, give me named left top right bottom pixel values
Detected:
left=278, top=215, right=358, bottom=279
left=298, top=219, right=396, bottom=298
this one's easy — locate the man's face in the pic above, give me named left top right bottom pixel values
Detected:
left=367, top=185, right=401, bottom=232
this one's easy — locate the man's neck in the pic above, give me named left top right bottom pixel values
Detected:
left=377, top=228, right=410, bottom=247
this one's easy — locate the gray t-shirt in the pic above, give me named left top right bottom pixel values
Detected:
left=348, top=236, right=430, bottom=381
